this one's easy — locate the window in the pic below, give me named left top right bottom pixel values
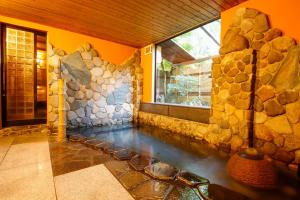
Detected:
left=155, top=19, right=221, bottom=108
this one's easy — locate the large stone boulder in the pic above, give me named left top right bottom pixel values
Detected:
left=220, top=28, right=249, bottom=55
left=62, top=51, right=91, bottom=85
left=271, top=46, right=300, bottom=91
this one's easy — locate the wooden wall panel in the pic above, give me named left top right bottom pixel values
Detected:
left=0, top=0, right=246, bottom=47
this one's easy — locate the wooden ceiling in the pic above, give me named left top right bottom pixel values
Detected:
left=0, top=0, right=246, bottom=48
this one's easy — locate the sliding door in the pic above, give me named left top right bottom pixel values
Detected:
left=2, top=25, right=47, bottom=126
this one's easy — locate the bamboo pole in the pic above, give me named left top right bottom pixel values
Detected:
left=57, top=60, right=66, bottom=142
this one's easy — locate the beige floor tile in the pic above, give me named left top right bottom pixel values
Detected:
left=0, top=136, right=14, bottom=164
left=0, top=139, right=50, bottom=170
left=0, top=161, right=56, bottom=200
left=54, top=164, right=134, bottom=200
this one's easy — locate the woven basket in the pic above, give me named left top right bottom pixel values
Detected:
left=227, top=153, right=277, bottom=188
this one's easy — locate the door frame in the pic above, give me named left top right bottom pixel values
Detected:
left=0, top=23, right=47, bottom=127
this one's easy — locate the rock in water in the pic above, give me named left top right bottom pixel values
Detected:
left=62, top=51, right=91, bottom=85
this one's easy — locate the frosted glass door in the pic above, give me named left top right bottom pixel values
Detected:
left=5, top=28, right=35, bottom=120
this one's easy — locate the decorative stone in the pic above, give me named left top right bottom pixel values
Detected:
left=268, top=50, right=284, bottom=64
left=90, top=67, right=104, bottom=80
left=218, top=90, right=230, bottom=103
left=272, top=36, right=295, bottom=52
left=75, top=91, right=85, bottom=100
left=252, top=40, right=265, bottom=50
left=81, top=51, right=92, bottom=60
left=227, top=68, right=239, bottom=77
left=260, top=73, right=272, bottom=85
left=70, top=100, right=81, bottom=110
left=83, top=42, right=91, bottom=51
left=85, top=90, right=93, bottom=99
left=240, top=19, right=253, bottom=33
left=103, top=71, right=112, bottom=78
left=264, top=115, right=292, bottom=134
left=241, top=82, right=251, bottom=92
left=295, top=150, right=300, bottom=164
left=274, top=136, right=284, bottom=147
left=255, top=112, right=267, bottom=124
left=91, top=82, right=102, bottom=93
left=223, top=61, right=234, bottom=74
left=254, top=98, right=264, bottom=112
left=286, top=102, right=300, bottom=124
left=256, top=86, right=275, bottom=102
left=263, top=142, right=277, bottom=155
left=235, top=99, right=250, bottom=110
left=273, top=149, right=294, bottom=163
left=93, top=57, right=102, bottom=66
left=229, top=84, right=240, bottom=95
left=50, top=95, right=59, bottom=108
left=75, top=108, right=85, bottom=118
left=90, top=49, right=98, bottom=57
left=62, top=51, right=91, bottom=85
left=212, top=56, right=221, bottom=64
left=284, top=135, right=300, bottom=151
left=242, top=55, right=252, bottom=65
left=253, top=13, right=269, bottom=33
left=264, top=28, right=282, bottom=42
left=260, top=43, right=271, bottom=59
left=277, top=90, right=299, bottom=105
left=243, top=8, right=258, bottom=18
left=67, top=80, right=80, bottom=91
left=220, top=28, right=249, bottom=55
left=48, top=113, right=57, bottom=122
left=67, top=111, right=77, bottom=120
left=235, top=73, right=248, bottom=83
left=264, top=99, right=285, bottom=116
left=96, top=112, right=107, bottom=119
left=237, top=61, right=245, bottom=71
left=271, top=46, right=300, bottom=91
left=231, top=135, right=243, bottom=151
left=255, top=124, right=273, bottom=141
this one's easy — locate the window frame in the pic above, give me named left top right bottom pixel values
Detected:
left=153, top=17, right=220, bottom=108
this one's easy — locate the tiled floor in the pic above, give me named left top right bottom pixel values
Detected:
left=0, top=132, right=56, bottom=200
left=1, top=125, right=300, bottom=200
left=0, top=128, right=134, bottom=200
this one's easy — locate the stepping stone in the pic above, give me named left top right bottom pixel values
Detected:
left=96, top=141, right=111, bottom=150
left=84, top=139, right=104, bottom=150
left=69, top=134, right=87, bottom=143
left=131, top=179, right=173, bottom=199
left=118, top=170, right=151, bottom=190
left=129, top=154, right=156, bottom=171
left=167, top=186, right=202, bottom=200
left=144, top=162, right=178, bottom=181
left=113, top=149, right=136, bottom=161
left=176, top=171, right=209, bottom=187
left=103, top=144, right=125, bottom=154
left=105, top=160, right=133, bottom=178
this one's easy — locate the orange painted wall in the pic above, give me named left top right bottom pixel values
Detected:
left=221, top=0, right=300, bottom=43
left=0, top=15, right=136, bottom=64
left=141, top=45, right=154, bottom=102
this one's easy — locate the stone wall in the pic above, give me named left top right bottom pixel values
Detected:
left=47, top=43, right=142, bottom=130
left=140, top=8, right=300, bottom=171
left=210, top=7, right=300, bottom=169
left=138, top=111, right=208, bottom=140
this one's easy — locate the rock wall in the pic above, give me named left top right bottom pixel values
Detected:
left=210, top=7, right=300, bottom=170
left=139, top=8, right=300, bottom=171
left=47, top=43, right=142, bottom=129
left=138, top=111, right=208, bottom=140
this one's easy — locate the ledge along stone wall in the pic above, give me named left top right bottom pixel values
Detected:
left=139, top=7, right=300, bottom=172
left=47, top=43, right=143, bottom=130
